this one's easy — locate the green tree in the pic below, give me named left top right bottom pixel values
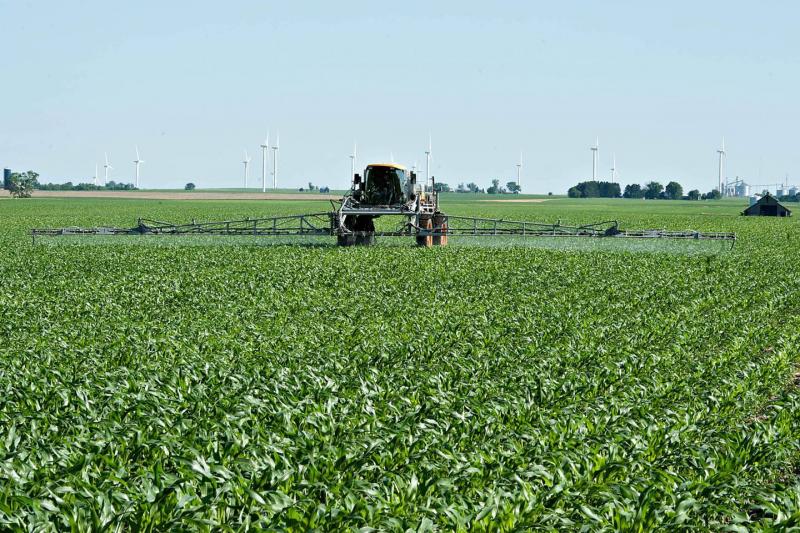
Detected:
left=467, top=182, right=480, bottom=193
left=567, top=181, right=618, bottom=198
left=687, top=189, right=701, bottom=200
left=487, top=179, right=503, bottom=194
left=644, top=181, right=664, bottom=199
left=506, top=181, right=521, bottom=194
left=623, top=184, right=644, bottom=199
left=184, top=182, right=196, bottom=191
left=665, top=181, right=683, bottom=200
left=583, top=181, right=600, bottom=198
left=604, top=182, right=622, bottom=198
left=8, top=171, right=38, bottom=198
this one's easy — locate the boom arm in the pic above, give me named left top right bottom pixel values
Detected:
left=31, top=213, right=735, bottom=245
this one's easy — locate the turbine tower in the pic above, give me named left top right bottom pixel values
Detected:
left=260, top=133, right=270, bottom=192
left=271, top=133, right=279, bottom=189
left=590, top=138, right=599, bottom=181
left=516, top=152, right=522, bottom=190
left=425, top=134, right=432, bottom=190
left=103, top=153, right=112, bottom=185
left=242, top=150, right=251, bottom=189
left=133, top=146, right=144, bottom=189
left=610, top=153, right=616, bottom=183
left=717, top=138, right=726, bottom=196
left=349, top=142, right=357, bottom=184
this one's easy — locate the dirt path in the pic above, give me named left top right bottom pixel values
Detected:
left=479, top=199, right=549, bottom=203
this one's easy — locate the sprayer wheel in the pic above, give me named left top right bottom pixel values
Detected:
left=355, top=233, right=375, bottom=246
left=416, top=216, right=433, bottom=247
left=432, top=213, right=448, bottom=246
left=337, top=234, right=356, bottom=247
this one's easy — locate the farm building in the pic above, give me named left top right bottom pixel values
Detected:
left=742, top=193, right=792, bottom=217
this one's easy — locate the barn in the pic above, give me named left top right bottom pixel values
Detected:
left=742, top=193, right=792, bottom=217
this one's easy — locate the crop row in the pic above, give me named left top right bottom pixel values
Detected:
left=1, top=198, right=800, bottom=530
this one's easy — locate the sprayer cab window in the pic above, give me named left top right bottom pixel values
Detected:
left=364, top=166, right=404, bottom=205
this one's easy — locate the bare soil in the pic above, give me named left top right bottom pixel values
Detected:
left=479, top=199, right=549, bottom=203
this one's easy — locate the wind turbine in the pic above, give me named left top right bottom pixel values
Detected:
left=590, top=138, right=599, bottom=181
left=133, top=146, right=144, bottom=189
left=242, top=150, right=251, bottom=189
left=104, top=153, right=113, bottom=185
left=260, top=133, right=270, bottom=192
left=271, top=133, right=279, bottom=189
left=717, top=138, right=726, bottom=196
left=349, top=142, right=357, bottom=184
left=516, top=152, right=522, bottom=190
left=610, top=153, right=616, bottom=183
left=425, top=134, right=432, bottom=190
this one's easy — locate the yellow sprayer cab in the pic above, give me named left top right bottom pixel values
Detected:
left=363, top=163, right=406, bottom=205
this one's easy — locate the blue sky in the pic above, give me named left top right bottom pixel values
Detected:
left=1, top=1, right=798, bottom=192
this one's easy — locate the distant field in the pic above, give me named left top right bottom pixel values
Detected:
left=139, top=187, right=350, bottom=195
left=3, top=189, right=559, bottom=201
left=2, top=190, right=340, bottom=201
left=2, top=196, right=800, bottom=529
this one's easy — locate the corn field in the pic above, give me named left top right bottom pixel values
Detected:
left=1, top=197, right=800, bottom=530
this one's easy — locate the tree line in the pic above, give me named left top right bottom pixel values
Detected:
left=435, top=180, right=523, bottom=194
left=776, top=193, right=800, bottom=203
left=4, top=170, right=137, bottom=197
left=36, top=181, right=136, bottom=191
left=568, top=180, right=722, bottom=200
